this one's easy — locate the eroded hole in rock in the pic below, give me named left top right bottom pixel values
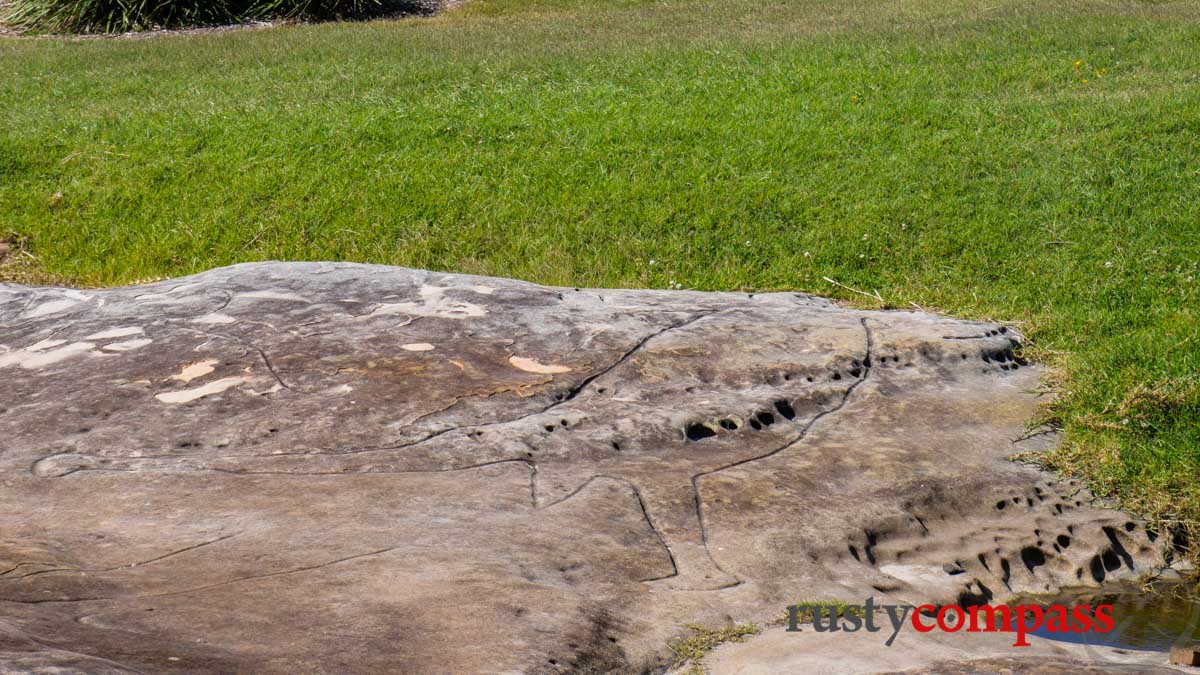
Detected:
left=755, top=411, right=775, bottom=426
left=684, top=423, right=716, bottom=441
left=1020, top=546, right=1047, bottom=573
left=957, top=581, right=994, bottom=607
left=864, top=531, right=878, bottom=565
left=718, top=419, right=739, bottom=430
left=1102, top=526, right=1136, bottom=570
left=773, top=400, right=795, bottom=420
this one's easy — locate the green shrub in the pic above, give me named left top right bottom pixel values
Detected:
left=1, top=0, right=420, bottom=34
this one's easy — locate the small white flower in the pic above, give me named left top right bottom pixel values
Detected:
left=1104, top=261, right=1113, bottom=268
left=649, top=259, right=656, bottom=266
left=803, top=251, right=811, bottom=258
left=862, top=233, right=869, bottom=240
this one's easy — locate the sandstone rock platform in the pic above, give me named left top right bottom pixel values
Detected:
left=0, top=263, right=1170, bottom=672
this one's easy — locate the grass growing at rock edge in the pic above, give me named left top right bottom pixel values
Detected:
left=669, top=622, right=760, bottom=674
left=1, top=0, right=1198, bottom=562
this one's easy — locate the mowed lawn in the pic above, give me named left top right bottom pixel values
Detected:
left=2, top=0, right=1198, bottom=557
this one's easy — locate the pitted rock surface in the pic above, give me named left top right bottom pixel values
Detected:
left=0, top=263, right=1166, bottom=673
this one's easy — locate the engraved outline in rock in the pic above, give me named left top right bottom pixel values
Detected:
left=24, top=313, right=873, bottom=592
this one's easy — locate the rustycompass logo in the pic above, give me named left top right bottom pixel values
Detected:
left=786, top=597, right=1115, bottom=647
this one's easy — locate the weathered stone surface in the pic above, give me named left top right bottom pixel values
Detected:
left=1171, top=645, right=1200, bottom=667
left=0, top=262, right=1167, bottom=672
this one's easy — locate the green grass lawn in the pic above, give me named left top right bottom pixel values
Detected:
left=2, top=0, right=1198, bottom=560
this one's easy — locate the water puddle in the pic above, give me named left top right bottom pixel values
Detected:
left=1015, top=579, right=1200, bottom=651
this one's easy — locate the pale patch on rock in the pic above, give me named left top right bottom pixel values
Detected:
left=24, top=338, right=67, bottom=352
left=237, top=290, right=309, bottom=303
left=85, top=327, right=144, bottom=340
left=192, top=313, right=237, bottom=325
left=101, top=338, right=153, bottom=352
left=370, top=286, right=487, bottom=320
left=508, top=355, right=572, bottom=374
left=24, top=298, right=80, bottom=319
left=471, top=285, right=496, bottom=295
left=170, top=359, right=219, bottom=383
left=0, top=342, right=95, bottom=369
left=401, top=343, right=436, bottom=352
left=878, top=564, right=950, bottom=588
left=155, top=377, right=247, bottom=404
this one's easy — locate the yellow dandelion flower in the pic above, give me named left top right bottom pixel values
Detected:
left=1073, top=60, right=1082, bottom=68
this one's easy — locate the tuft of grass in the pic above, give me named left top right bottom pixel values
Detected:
left=0, top=0, right=427, bottom=34
left=1036, top=378, right=1200, bottom=566
left=0, top=233, right=71, bottom=286
left=2, top=0, right=250, bottom=33
left=775, top=599, right=864, bottom=625
left=669, top=622, right=760, bottom=674
left=0, top=0, right=1198, bottom=559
